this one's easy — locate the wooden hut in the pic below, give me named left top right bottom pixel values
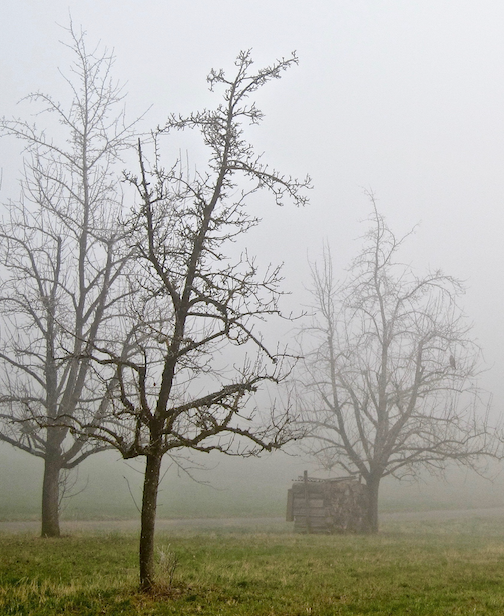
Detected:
left=286, top=471, right=369, bottom=534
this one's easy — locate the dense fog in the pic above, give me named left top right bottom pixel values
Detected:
left=1, top=1, right=504, bottom=521
left=2, top=443, right=503, bottom=522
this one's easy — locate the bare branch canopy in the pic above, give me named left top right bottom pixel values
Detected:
left=297, top=196, right=496, bottom=533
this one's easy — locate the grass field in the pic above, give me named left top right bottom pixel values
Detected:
left=2, top=517, right=504, bottom=615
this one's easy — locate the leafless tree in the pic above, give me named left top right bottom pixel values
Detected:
left=0, top=24, right=137, bottom=537
left=297, top=198, right=495, bottom=533
left=75, top=50, right=310, bottom=591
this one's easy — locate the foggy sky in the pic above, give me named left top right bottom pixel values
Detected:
left=1, top=3, right=503, bottom=426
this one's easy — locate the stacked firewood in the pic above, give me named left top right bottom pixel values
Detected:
left=287, top=474, right=368, bottom=534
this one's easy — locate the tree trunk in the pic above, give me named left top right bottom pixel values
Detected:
left=364, top=475, right=381, bottom=534
left=41, top=454, right=61, bottom=538
left=139, top=453, right=162, bottom=591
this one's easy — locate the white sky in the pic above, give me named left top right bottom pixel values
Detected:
left=1, top=0, right=504, bottom=413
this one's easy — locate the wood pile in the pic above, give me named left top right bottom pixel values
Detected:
left=286, top=471, right=368, bottom=534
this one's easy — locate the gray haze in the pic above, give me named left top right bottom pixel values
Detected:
left=1, top=1, right=504, bottom=518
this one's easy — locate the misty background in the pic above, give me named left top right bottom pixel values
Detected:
left=1, top=0, right=504, bottom=520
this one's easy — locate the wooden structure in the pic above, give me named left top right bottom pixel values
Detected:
left=286, top=471, right=369, bottom=534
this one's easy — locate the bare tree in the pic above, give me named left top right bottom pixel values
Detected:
left=0, top=24, right=137, bottom=537
left=298, top=199, right=494, bottom=533
left=76, top=51, right=310, bottom=591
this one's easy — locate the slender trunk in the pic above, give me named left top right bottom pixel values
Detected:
left=365, top=475, right=381, bottom=534
left=139, top=453, right=162, bottom=591
left=41, top=454, right=61, bottom=537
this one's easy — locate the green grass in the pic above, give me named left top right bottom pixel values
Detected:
left=2, top=518, right=504, bottom=615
